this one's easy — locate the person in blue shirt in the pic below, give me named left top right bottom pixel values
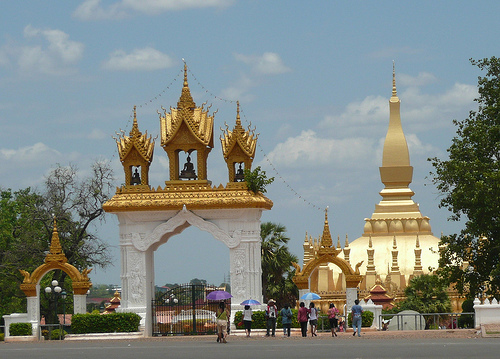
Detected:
left=280, top=303, right=293, bottom=337
left=351, top=299, right=363, bottom=337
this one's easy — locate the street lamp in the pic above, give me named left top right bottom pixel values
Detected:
left=61, top=290, right=67, bottom=327
left=45, top=280, right=63, bottom=326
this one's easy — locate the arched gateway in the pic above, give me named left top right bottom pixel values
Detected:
left=103, top=65, right=272, bottom=336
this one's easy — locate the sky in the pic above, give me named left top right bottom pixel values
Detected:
left=1, top=1, right=499, bottom=287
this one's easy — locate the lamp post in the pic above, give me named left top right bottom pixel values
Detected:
left=45, top=280, right=62, bottom=325
left=61, top=290, right=67, bottom=327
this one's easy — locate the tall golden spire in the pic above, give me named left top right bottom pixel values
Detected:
left=382, top=61, right=410, bottom=168
left=365, top=63, right=427, bottom=228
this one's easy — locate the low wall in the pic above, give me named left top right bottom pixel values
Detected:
left=474, top=297, right=500, bottom=328
left=2, top=313, right=38, bottom=339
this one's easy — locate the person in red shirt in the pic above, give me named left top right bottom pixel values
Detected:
left=298, top=302, right=309, bottom=337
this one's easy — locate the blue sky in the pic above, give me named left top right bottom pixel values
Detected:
left=1, top=1, right=499, bottom=287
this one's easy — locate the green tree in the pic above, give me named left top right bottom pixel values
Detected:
left=260, top=222, right=298, bottom=306
left=0, top=161, right=114, bottom=322
left=429, top=57, right=500, bottom=298
left=396, top=274, right=451, bottom=314
left=244, top=166, right=274, bottom=194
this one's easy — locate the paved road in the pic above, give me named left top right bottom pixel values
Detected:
left=1, top=337, right=500, bottom=359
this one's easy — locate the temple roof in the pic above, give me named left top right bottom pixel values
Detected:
left=160, top=63, right=214, bottom=149
left=115, top=106, right=155, bottom=163
left=220, top=101, right=258, bottom=159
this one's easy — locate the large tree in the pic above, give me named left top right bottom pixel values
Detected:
left=429, top=57, right=500, bottom=298
left=397, top=274, right=451, bottom=314
left=0, top=161, right=114, bottom=322
left=260, top=222, right=298, bottom=306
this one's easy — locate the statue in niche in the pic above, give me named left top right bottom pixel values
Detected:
left=234, top=163, right=245, bottom=182
left=179, top=155, right=197, bottom=180
left=131, top=167, right=141, bottom=185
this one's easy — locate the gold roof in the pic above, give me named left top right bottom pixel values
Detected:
left=220, top=101, right=258, bottom=159
left=115, top=106, right=155, bottom=163
left=159, top=63, right=214, bottom=149
left=103, top=182, right=273, bottom=212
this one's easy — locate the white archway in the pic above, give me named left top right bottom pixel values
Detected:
left=113, top=205, right=265, bottom=336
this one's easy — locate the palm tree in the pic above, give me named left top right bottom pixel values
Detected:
left=261, top=222, right=298, bottom=306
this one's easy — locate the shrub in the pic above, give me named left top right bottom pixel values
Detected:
left=458, top=299, right=474, bottom=328
left=0, top=333, right=4, bottom=341
left=50, top=329, right=67, bottom=340
left=72, top=313, right=141, bottom=334
left=9, top=322, right=32, bottom=336
left=347, top=311, right=374, bottom=328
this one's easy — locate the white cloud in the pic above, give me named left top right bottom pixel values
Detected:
left=398, top=72, right=437, bottom=87
left=102, top=47, right=175, bottom=71
left=219, top=74, right=256, bottom=102
left=0, top=142, right=61, bottom=162
left=16, top=25, right=84, bottom=75
left=88, top=129, right=108, bottom=140
left=235, top=52, right=291, bottom=75
left=73, top=0, right=233, bottom=20
left=320, top=95, right=387, bottom=137
left=73, top=0, right=127, bottom=21
left=320, top=77, right=476, bottom=137
left=266, top=130, right=377, bottom=170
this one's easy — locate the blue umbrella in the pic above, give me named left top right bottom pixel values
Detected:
left=207, top=290, right=233, bottom=301
left=240, top=299, right=261, bottom=306
left=301, top=292, right=321, bottom=300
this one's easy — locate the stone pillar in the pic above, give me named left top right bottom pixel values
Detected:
left=74, top=295, right=87, bottom=314
left=117, top=240, right=148, bottom=335
left=346, top=287, right=358, bottom=313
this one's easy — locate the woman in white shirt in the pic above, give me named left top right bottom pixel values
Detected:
left=243, top=305, right=253, bottom=337
left=309, top=302, right=318, bottom=337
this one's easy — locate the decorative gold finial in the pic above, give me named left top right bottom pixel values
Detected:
left=183, top=62, right=188, bottom=87
left=320, top=207, right=333, bottom=248
left=392, top=60, right=397, bottom=98
left=45, top=216, right=67, bottom=264
left=132, top=105, right=138, bottom=130
left=236, top=101, right=241, bottom=126
left=177, top=62, right=195, bottom=109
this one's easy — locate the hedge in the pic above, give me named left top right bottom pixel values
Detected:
left=347, top=310, right=374, bottom=327
left=71, top=313, right=141, bottom=334
left=9, top=322, right=32, bottom=336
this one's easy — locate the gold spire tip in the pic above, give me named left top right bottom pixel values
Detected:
left=392, top=61, right=397, bottom=97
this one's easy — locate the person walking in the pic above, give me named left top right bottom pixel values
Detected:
left=328, top=303, right=339, bottom=337
left=266, top=299, right=278, bottom=337
left=243, top=305, right=253, bottom=337
left=309, top=302, right=318, bottom=337
left=351, top=299, right=363, bottom=337
left=298, top=302, right=309, bottom=337
left=280, top=303, right=293, bottom=337
left=216, top=301, right=230, bottom=343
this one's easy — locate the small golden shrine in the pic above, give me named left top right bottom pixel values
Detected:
left=220, top=101, right=258, bottom=183
left=103, top=63, right=272, bottom=213
left=19, top=218, right=92, bottom=297
left=115, top=106, right=155, bottom=190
